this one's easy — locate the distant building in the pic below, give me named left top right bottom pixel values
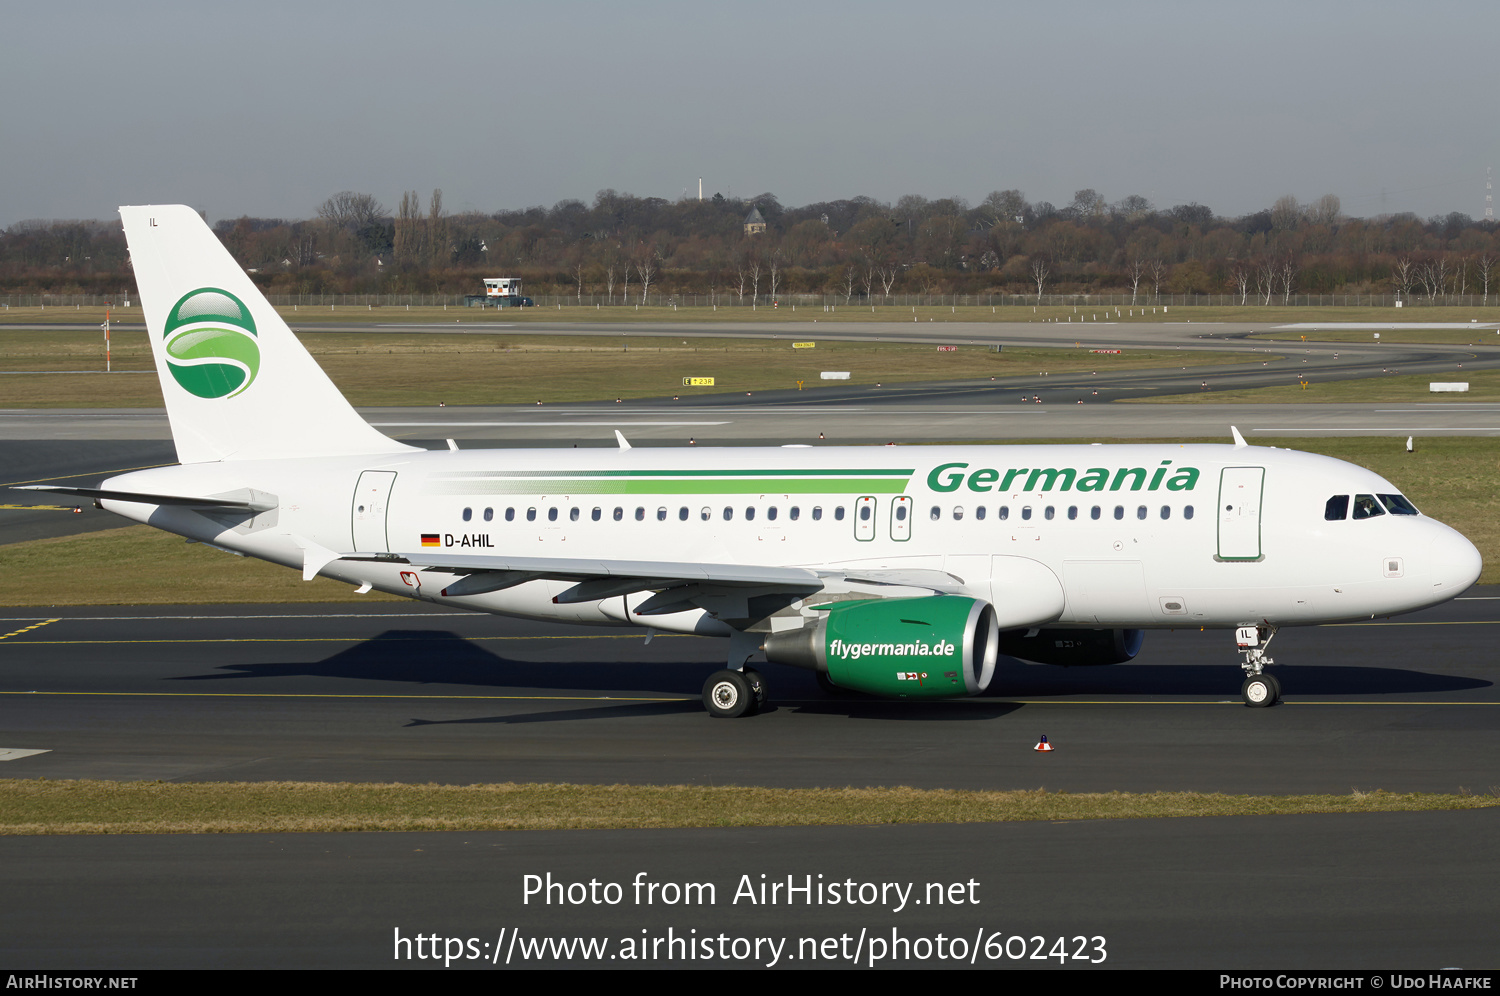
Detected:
left=743, top=207, right=766, bottom=236
left=484, top=277, right=523, bottom=299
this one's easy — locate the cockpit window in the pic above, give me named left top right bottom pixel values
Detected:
left=1324, top=495, right=1349, bottom=520
left=1351, top=494, right=1385, bottom=520
left=1379, top=494, right=1419, bottom=516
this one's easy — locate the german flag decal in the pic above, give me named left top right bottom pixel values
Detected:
left=421, top=533, right=441, bottom=547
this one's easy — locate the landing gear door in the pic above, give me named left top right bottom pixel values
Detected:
left=1218, top=467, right=1264, bottom=561
left=352, top=470, right=397, bottom=552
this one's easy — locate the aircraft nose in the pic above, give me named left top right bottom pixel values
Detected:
left=1430, top=526, right=1482, bottom=595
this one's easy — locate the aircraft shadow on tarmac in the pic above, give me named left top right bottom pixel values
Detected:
left=989, top=662, right=1491, bottom=697
left=162, top=629, right=1488, bottom=706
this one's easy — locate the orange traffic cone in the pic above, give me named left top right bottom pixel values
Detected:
left=1034, top=734, right=1053, bottom=752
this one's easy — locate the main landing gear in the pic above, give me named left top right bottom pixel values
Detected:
left=702, top=667, right=767, bottom=718
left=1235, top=624, right=1281, bottom=707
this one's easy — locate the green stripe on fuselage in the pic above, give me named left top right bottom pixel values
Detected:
left=431, top=468, right=915, bottom=479
left=430, top=477, right=911, bottom=496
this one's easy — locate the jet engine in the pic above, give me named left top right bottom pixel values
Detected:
left=762, top=596, right=998, bottom=697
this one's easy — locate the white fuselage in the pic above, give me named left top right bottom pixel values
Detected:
left=99, top=442, right=1481, bottom=634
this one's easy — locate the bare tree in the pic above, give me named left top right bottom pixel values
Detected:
left=1417, top=256, right=1448, bottom=302
left=317, top=191, right=385, bottom=229
left=733, top=252, right=747, bottom=302
left=635, top=246, right=659, bottom=304
left=843, top=265, right=855, bottom=305
left=1477, top=252, right=1495, bottom=306
left=1391, top=255, right=1415, bottom=302
left=1256, top=257, right=1278, bottom=305
left=1279, top=255, right=1298, bottom=304
left=1127, top=256, right=1146, bottom=304
left=1228, top=258, right=1250, bottom=305
left=1031, top=255, right=1050, bottom=303
left=767, top=247, right=783, bottom=302
left=877, top=263, right=898, bottom=300
left=748, top=256, right=762, bottom=304
left=427, top=189, right=447, bottom=267
left=393, top=190, right=421, bottom=262
left=1149, top=259, right=1166, bottom=302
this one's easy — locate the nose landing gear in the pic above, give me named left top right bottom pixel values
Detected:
left=1236, top=624, right=1280, bottom=707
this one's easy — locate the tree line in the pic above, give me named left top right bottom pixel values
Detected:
left=3, top=188, right=1497, bottom=304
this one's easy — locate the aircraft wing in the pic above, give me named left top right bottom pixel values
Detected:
left=338, top=551, right=967, bottom=606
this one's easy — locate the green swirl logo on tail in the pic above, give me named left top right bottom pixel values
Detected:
left=162, top=288, right=260, bottom=399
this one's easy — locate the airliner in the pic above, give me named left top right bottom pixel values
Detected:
left=18, top=206, right=1483, bottom=716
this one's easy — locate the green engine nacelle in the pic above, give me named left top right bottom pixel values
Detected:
left=763, top=596, right=999, bottom=698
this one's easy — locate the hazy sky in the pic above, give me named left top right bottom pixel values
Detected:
left=3, top=0, right=1495, bottom=227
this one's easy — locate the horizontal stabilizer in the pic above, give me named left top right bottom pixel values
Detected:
left=13, top=485, right=275, bottom=512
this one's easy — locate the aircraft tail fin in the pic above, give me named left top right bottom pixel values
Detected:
left=120, top=204, right=417, bottom=464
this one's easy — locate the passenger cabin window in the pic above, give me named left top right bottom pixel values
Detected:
left=1091, top=506, right=1101, bottom=520
left=790, top=507, right=800, bottom=521
left=930, top=506, right=941, bottom=521
left=591, top=507, right=601, bottom=521
left=767, top=507, right=777, bottom=521
left=1184, top=505, right=1195, bottom=519
left=998, top=506, right=1010, bottom=520
left=746, top=506, right=756, bottom=521
left=1352, top=494, right=1384, bottom=520
left=1068, top=506, right=1078, bottom=520
left=570, top=507, right=580, bottom=521
left=483, top=507, right=493, bottom=522
left=723, top=507, right=734, bottom=521
left=548, top=507, right=558, bottom=522
left=635, top=506, right=645, bottom=521
left=505, top=508, right=515, bottom=522
left=952, top=506, right=964, bottom=520
left=462, top=507, right=472, bottom=522
left=1114, top=506, right=1124, bottom=520
left=1325, top=495, right=1349, bottom=520
left=527, top=508, right=537, bottom=522
left=657, top=507, right=667, bottom=521
left=1021, top=506, right=1032, bottom=521
left=812, top=507, right=823, bottom=521
left=1044, top=506, right=1055, bottom=520
left=975, top=506, right=986, bottom=521
left=678, top=507, right=689, bottom=521
left=835, top=506, right=846, bottom=521
left=613, top=507, right=624, bottom=521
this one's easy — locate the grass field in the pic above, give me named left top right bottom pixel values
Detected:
left=6, top=302, right=1500, bottom=327
left=0, top=780, right=1492, bottom=835
left=0, top=328, right=1257, bottom=407
left=3, top=436, right=1495, bottom=600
